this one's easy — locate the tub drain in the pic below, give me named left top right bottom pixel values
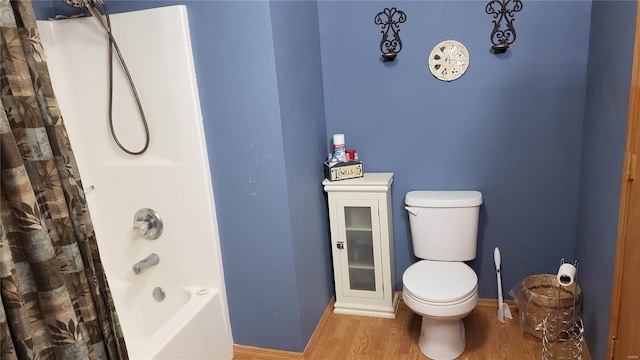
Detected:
left=153, top=287, right=166, bottom=302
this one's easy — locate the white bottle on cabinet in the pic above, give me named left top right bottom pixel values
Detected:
left=322, top=172, right=398, bottom=318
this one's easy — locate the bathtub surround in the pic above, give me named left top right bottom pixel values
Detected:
left=0, top=1, right=127, bottom=358
left=37, top=6, right=233, bottom=359
left=29, top=1, right=638, bottom=358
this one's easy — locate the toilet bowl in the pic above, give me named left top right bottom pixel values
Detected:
left=402, top=260, right=478, bottom=360
left=403, top=190, right=483, bottom=360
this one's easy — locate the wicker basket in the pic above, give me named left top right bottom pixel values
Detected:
left=520, top=274, right=582, bottom=339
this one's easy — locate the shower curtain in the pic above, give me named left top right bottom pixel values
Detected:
left=0, top=0, right=128, bottom=359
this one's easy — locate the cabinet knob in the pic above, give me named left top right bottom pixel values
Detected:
left=337, top=241, right=344, bottom=250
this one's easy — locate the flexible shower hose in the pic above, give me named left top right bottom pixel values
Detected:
left=92, top=2, right=150, bottom=155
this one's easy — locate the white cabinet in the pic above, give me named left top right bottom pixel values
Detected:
left=323, top=173, right=398, bottom=318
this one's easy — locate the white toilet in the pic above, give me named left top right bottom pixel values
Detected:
left=403, top=190, right=483, bottom=360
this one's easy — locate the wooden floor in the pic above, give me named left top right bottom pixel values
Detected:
left=233, top=297, right=587, bottom=360
left=305, top=299, right=541, bottom=360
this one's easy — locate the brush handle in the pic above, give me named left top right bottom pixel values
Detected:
left=496, top=271, right=503, bottom=304
left=494, top=247, right=504, bottom=305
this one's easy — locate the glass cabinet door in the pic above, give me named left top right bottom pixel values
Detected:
left=335, top=199, right=383, bottom=299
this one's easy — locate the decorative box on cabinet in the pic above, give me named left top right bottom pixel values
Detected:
left=323, top=172, right=399, bottom=318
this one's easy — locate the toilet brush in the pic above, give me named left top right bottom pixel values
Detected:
left=494, top=247, right=513, bottom=322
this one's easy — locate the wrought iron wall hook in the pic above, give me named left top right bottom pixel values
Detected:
left=485, top=0, right=523, bottom=53
left=374, top=7, right=407, bottom=62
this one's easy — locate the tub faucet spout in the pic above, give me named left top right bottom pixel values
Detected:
left=132, top=253, right=159, bottom=275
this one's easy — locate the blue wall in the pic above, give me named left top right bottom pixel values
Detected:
left=269, top=0, right=334, bottom=342
left=32, top=0, right=54, bottom=19
left=576, top=1, right=637, bottom=359
left=318, top=0, right=591, bottom=297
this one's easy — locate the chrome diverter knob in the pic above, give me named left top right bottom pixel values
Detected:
left=133, top=208, right=163, bottom=240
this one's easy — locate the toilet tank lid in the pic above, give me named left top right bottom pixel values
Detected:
left=405, top=191, right=483, bottom=207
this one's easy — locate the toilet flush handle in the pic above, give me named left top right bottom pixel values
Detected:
left=405, top=206, right=419, bottom=216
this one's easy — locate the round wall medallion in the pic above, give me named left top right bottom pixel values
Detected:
left=428, top=40, right=470, bottom=82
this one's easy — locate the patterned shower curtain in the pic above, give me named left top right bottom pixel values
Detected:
left=0, top=0, right=128, bottom=359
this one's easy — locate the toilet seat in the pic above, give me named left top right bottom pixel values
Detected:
left=403, top=260, right=477, bottom=305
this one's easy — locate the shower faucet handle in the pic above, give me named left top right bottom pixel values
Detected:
left=133, top=220, right=149, bottom=234
left=133, top=208, right=163, bottom=240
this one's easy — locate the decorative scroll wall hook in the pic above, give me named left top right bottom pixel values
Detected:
left=374, top=7, right=407, bottom=62
left=485, top=0, right=523, bottom=53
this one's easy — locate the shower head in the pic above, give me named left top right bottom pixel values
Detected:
left=62, top=0, right=106, bottom=9
left=62, top=0, right=110, bottom=33
left=62, top=0, right=101, bottom=9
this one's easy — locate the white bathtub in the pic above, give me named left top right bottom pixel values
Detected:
left=111, top=283, right=228, bottom=359
left=37, top=5, right=234, bottom=360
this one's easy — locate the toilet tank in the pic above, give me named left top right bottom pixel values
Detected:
left=405, top=191, right=483, bottom=261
